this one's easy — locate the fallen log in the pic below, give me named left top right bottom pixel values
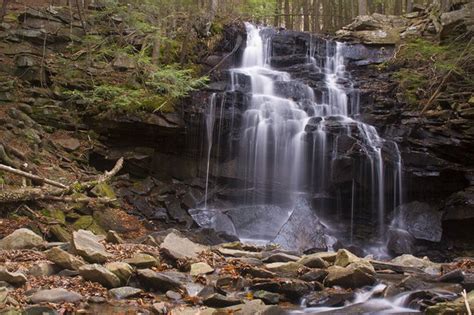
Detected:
left=0, top=164, right=67, bottom=189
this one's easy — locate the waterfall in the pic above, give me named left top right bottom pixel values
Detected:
left=199, top=23, right=404, bottom=249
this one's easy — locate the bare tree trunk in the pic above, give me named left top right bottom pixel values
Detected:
left=312, top=0, right=320, bottom=32
left=407, top=0, right=413, bottom=13
left=358, top=0, right=367, bottom=15
left=303, top=0, right=310, bottom=31
left=394, top=0, right=402, bottom=15
left=284, top=0, right=291, bottom=29
left=275, top=0, right=282, bottom=27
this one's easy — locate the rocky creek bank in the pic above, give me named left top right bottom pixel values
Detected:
left=0, top=227, right=473, bottom=314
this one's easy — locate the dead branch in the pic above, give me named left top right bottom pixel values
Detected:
left=0, top=157, right=124, bottom=204
left=462, top=290, right=472, bottom=315
left=0, top=164, right=67, bottom=188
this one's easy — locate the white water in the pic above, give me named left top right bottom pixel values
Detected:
left=294, top=284, right=419, bottom=314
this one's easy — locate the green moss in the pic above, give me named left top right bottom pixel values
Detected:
left=91, top=182, right=116, bottom=199
left=73, top=215, right=106, bottom=235
left=50, top=225, right=72, bottom=242
left=393, top=69, right=427, bottom=107
left=41, top=209, right=66, bottom=224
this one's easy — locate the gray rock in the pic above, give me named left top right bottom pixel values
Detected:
left=29, top=288, right=82, bottom=303
left=45, top=247, right=85, bottom=271
left=105, top=262, right=134, bottom=284
left=28, top=262, right=59, bottom=277
left=387, top=228, right=415, bottom=255
left=137, top=269, right=185, bottom=292
left=166, top=290, right=182, bottom=300
left=72, top=229, right=111, bottom=263
left=79, top=264, right=121, bottom=288
left=108, top=286, right=142, bottom=299
left=160, top=232, right=208, bottom=260
left=392, top=201, right=443, bottom=242
left=0, top=228, right=45, bottom=249
left=391, top=254, right=441, bottom=274
left=202, top=293, right=241, bottom=307
left=123, top=253, right=159, bottom=268
left=0, top=268, right=27, bottom=285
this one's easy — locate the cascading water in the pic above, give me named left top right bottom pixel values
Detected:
left=196, top=23, right=404, bottom=251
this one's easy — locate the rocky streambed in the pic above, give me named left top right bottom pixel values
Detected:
left=0, top=227, right=473, bottom=314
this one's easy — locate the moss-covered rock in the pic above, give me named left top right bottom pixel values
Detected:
left=426, top=290, right=474, bottom=314
left=72, top=216, right=106, bottom=236
left=41, top=209, right=66, bottom=224
left=91, top=183, right=116, bottom=199
left=49, top=225, right=72, bottom=242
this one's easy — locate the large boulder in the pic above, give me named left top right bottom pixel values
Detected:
left=324, top=265, right=376, bottom=289
left=0, top=228, right=45, bottom=249
left=72, top=229, right=112, bottom=263
left=160, top=232, right=208, bottom=260
left=392, top=201, right=443, bottom=242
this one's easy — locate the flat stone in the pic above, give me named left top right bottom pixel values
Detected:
left=72, top=229, right=111, bottom=263
left=160, top=232, right=208, bottom=260
left=262, top=253, right=300, bottom=263
left=30, top=288, right=82, bottom=303
left=79, top=264, right=121, bottom=288
left=0, top=228, right=45, bottom=249
left=190, top=262, right=214, bottom=276
left=105, top=262, right=133, bottom=284
left=45, top=247, right=85, bottom=270
left=54, top=137, right=80, bottom=152
left=221, top=299, right=284, bottom=315
left=264, top=262, right=305, bottom=278
left=123, top=253, right=159, bottom=268
left=0, top=268, right=27, bottom=285
left=217, top=247, right=263, bottom=259
left=166, top=290, right=182, bottom=300
left=108, top=286, right=142, bottom=299
left=23, top=305, right=58, bottom=315
left=137, top=269, right=185, bottom=292
left=202, top=293, right=241, bottom=307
